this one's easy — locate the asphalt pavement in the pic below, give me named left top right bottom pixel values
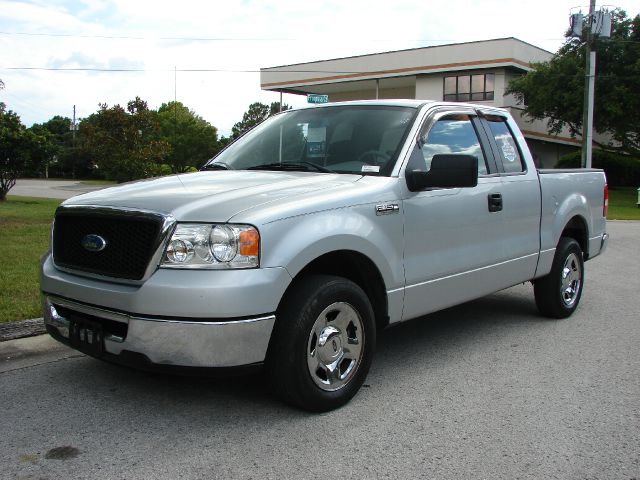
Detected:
left=1, top=222, right=638, bottom=479
left=10, top=179, right=109, bottom=199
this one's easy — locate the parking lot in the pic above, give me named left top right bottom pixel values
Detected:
left=1, top=221, right=638, bottom=479
left=10, top=179, right=109, bottom=199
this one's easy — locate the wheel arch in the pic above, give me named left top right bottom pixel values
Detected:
left=560, top=215, right=589, bottom=258
left=278, top=250, right=390, bottom=331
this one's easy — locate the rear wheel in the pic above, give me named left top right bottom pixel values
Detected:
left=534, top=237, right=584, bottom=319
left=266, top=275, right=376, bottom=412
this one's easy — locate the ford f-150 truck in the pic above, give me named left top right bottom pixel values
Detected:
left=41, top=100, right=608, bottom=411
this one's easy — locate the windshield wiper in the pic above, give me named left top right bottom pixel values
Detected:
left=246, top=162, right=335, bottom=173
left=202, top=162, right=232, bottom=171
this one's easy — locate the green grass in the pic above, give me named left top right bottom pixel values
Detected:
left=608, top=187, right=640, bottom=220
left=0, top=196, right=60, bottom=323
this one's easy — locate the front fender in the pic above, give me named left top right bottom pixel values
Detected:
left=259, top=204, right=405, bottom=292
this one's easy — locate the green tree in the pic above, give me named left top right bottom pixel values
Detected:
left=22, top=123, right=57, bottom=177
left=157, top=101, right=218, bottom=172
left=31, top=116, right=79, bottom=178
left=0, top=103, right=43, bottom=200
left=231, top=101, right=290, bottom=139
left=80, top=97, right=170, bottom=183
left=507, top=10, right=640, bottom=155
left=217, top=135, right=232, bottom=151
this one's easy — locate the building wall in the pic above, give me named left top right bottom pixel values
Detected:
left=415, top=74, right=443, bottom=100
left=329, top=90, right=376, bottom=102
left=501, top=70, right=522, bottom=108
left=493, top=68, right=508, bottom=106
left=379, top=85, right=416, bottom=99
left=525, top=139, right=578, bottom=168
left=329, top=85, right=416, bottom=102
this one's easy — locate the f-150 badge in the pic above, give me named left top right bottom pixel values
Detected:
left=375, top=203, right=400, bottom=215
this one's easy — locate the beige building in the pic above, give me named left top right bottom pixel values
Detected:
left=260, top=38, right=582, bottom=167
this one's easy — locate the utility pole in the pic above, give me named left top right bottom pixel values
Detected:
left=71, top=105, right=78, bottom=179
left=571, top=2, right=611, bottom=168
left=72, top=105, right=77, bottom=142
left=581, top=0, right=596, bottom=168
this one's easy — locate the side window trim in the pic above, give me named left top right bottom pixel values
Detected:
left=470, top=115, right=500, bottom=175
left=476, top=116, right=505, bottom=174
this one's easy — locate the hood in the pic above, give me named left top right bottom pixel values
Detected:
left=63, top=171, right=362, bottom=222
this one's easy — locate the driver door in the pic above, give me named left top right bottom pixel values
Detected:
left=401, top=108, right=508, bottom=320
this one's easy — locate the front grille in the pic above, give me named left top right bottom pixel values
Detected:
left=52, top=208, right=166, bottom=280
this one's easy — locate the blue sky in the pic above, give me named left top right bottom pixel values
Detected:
left=0, top=0, right=638, bottom=135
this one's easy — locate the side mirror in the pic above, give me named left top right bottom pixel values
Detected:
left=406, top=154, right=478, bottom=192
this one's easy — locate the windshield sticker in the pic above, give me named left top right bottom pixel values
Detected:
left=501, top=141, right=517, bottom=163
left=307, top=127, right=327, bottom=158
left=362, top=165, right=380, bottom=173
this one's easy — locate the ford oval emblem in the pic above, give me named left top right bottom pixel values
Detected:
left=81, top=234, right=107, bottom=252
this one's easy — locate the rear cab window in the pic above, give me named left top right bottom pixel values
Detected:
left=484, top=115, right=525, bottom=174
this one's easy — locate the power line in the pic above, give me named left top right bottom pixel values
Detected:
left=0, top=30, right=570, bottom=43
left=0, top=30, right=295, bottom=41
left=0, top=66, right=637, bottom=79
left=3, top=29, right=639, bottom=44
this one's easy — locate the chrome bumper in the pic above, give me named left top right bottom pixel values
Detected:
left=44, top=295, right=275, bottom=368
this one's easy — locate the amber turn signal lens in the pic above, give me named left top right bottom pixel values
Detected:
left=239, top=229, right=259, bottom=256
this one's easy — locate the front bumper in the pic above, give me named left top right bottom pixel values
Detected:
left=44, top=295, right=275, bottom=369
left=40, top=252, right=290, bottom=369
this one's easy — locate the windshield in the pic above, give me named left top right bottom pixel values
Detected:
left=206, top=105, right=417, bottom=176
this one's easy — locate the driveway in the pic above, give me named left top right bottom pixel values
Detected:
left=11, top=179, right=110, bottom=199
left=1, top=222, right=638, bottom=479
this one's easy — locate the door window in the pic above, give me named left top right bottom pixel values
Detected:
left=419, top=114, right=488, bottom=175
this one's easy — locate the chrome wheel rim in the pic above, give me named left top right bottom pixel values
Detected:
left=561, top=252, right=582, bottom=308
left=307, top=302, right=364, bottom=392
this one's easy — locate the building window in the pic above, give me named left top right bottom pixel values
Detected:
left=443, top=73, right=495, bottom=102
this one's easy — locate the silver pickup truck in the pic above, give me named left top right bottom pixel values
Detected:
left=41, top=100, right=608, bottom=411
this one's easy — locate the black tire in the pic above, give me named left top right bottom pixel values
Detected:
left=265, top=274, right=376, bottom=412
left=534, top=237, right=584, bottom=319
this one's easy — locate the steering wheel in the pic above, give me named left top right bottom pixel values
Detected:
left=355, top=150, right=391, bottom=166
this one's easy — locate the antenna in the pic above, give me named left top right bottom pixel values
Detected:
left=173, top=65, right=186, bottom=189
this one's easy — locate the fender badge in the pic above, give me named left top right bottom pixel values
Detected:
left=375, top=203, right=400, bottom=216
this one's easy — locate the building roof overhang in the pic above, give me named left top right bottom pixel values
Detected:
left=261, top=37, right=552, bottom=94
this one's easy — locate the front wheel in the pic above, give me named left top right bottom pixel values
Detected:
left=534, top=237, right=584, bottom=319
left=266, top=275, right=376, bottom=412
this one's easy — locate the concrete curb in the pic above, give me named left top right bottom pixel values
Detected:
left=0, top=318, right=46, bottom=342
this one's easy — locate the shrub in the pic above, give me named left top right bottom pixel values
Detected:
left=557, top=150, right=640, bottom=187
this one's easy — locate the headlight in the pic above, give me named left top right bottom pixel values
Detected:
left=161, top=223, right=259, bottom=269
